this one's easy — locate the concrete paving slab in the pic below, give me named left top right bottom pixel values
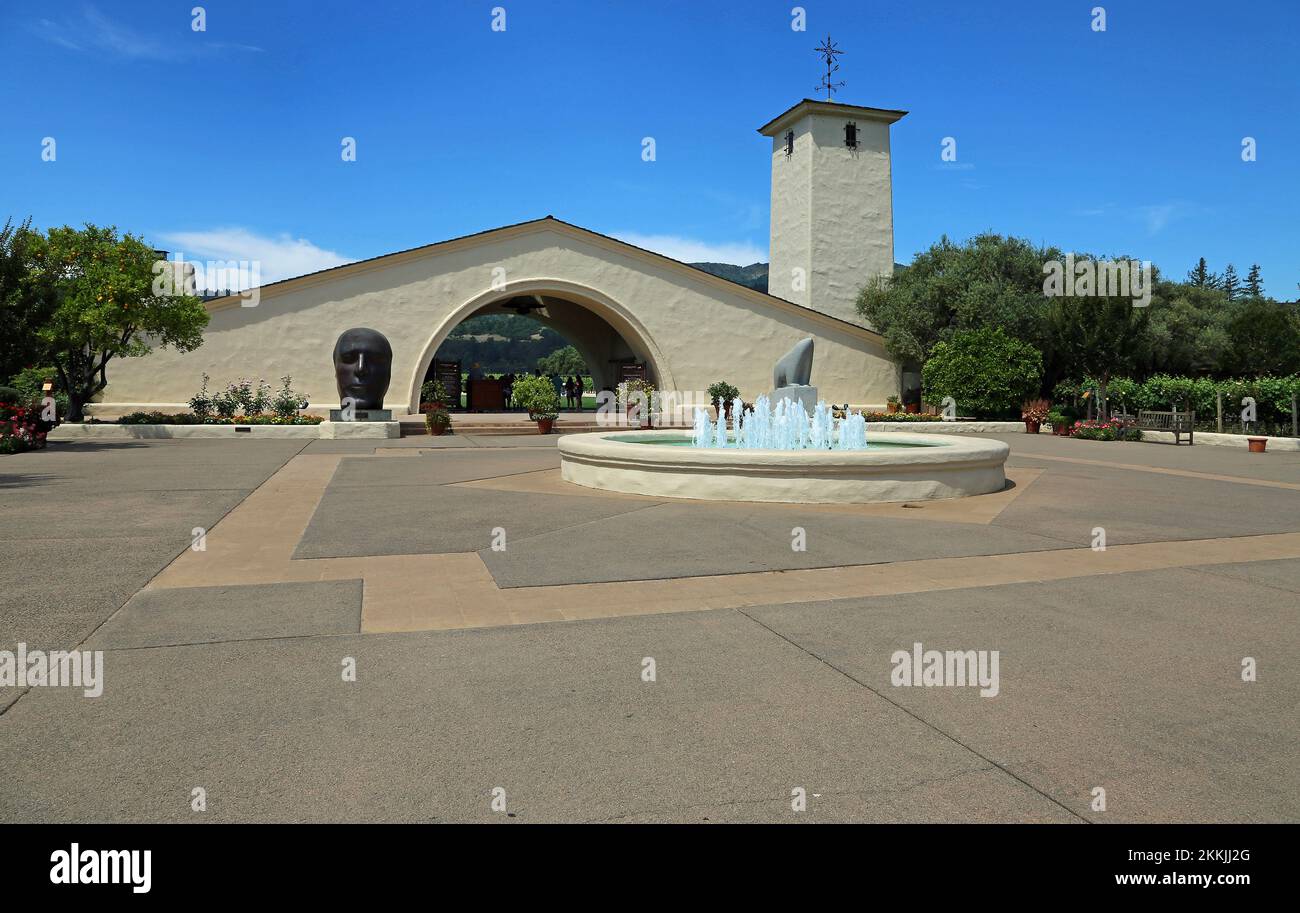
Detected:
left=998, top=433, right=1300, bottom=485
left=1191, top=557, right=1300, bottom=594
left=0, top=609, right=1074, bottom=823
left=0, top=537, right=181, bottom=679
left=4, top=433, right=1298, bottom=823
left=744, top=566, right=1300, bottom=822
left=0, top=488, right=248, bottom=541
left=85, top=580, right=363, bottom=650
left=481, top=501, right=1064, bottom=587
left=302, top=436, right=477, bottom=453
left=993, top=458, right=1300, bottom=545
left=294, top=484, right=662, bottom=559
left=322, top=449, right=559, bottom=487
left=0, top=439, right=312, bottom=678
left=459, top=434, right=568, bottom=448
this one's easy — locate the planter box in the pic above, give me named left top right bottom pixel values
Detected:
left=48, top=421, right=396, bottom=441
left=48, top=423, right=323, bottom=440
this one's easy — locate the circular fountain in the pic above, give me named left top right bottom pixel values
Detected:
left=558, top=397, right=1009, bottom=504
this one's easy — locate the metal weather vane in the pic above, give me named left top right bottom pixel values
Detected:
left=814, top=33, right=845, bottom=100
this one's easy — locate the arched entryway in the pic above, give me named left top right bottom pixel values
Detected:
left=405, top=279, right=675, bottom=414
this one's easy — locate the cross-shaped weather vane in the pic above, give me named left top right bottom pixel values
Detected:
left=814, top=33, right=845, bottom=100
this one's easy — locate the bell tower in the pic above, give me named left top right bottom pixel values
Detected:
left=758, top=98, right=907, bottom=326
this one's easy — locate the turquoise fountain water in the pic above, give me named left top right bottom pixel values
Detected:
left=691, top=395, right=869, bottom=451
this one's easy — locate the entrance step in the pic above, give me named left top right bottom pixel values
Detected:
left=397, top=416, right=690, bottom=438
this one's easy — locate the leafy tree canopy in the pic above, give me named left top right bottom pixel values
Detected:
left=537, top=344, right=588, bottom=376
left=857, top=233, right=1061, bottom=366
left=27, top=224, right=208, bottom=420
left=0, top=218, right=55, bottom=384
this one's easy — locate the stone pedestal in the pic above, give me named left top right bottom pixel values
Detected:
left=328, top=408, right=393, bottom=422
left=318, top=420, right=401, bottom=439
left=770, top=385, right=818, bottom=412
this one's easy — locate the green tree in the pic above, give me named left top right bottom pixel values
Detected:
left=1244, top=264, right=1264, bottom=298
left=1221, top=264, right=1239, bottom=301
left=856, top=233, right=1058, bottom=367
left=0, top=218, right=57, bottom=384
left=1187, top=257, right=1212, bottom=287
left=537, top=344, right=587, bottom=376
left=27, top=224, right=209, bottom=421
left=920, top=327, right=1043, bottom=418
left=1143, top=281, right=1231, bottom=376
left=1049, top=295, right=1150, bottom=418
left=1225, top=299, right=1300, bottom=376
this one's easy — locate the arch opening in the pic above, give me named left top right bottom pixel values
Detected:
left=406, top=280, right=675, bottom=414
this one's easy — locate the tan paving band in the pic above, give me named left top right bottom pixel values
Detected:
left=148, top=453, right=1300, bottom=635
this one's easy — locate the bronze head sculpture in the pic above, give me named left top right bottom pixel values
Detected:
left=333, top=327, right=392, bottom=410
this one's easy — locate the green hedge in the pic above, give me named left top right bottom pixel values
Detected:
left=1055, top=374, right=1300, bottom=426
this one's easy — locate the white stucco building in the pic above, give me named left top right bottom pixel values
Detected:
left=101, top=99, right=907, bottom=414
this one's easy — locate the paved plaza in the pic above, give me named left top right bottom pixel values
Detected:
left=1, top=432, right=1297, bottom=822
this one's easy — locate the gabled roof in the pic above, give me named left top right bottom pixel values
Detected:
left=203, top=216, right=883, bottom=343
left=757, top=99, right=909, bottom=136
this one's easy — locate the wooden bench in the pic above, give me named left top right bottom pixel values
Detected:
left=1134, top=409, right=1195, bottom=445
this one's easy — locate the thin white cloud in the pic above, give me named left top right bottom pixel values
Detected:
left=157, top=228, right=352, bottom=290
left=33, top=6, right=263, bottom=61
left=1137, top=203, right=1179, bottom=234
left=36, top=19, right=82, bottom=51
left=613, top=232, right=767, bottom=265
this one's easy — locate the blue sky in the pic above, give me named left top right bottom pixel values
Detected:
left=2, top=0, right=1297, bottom=296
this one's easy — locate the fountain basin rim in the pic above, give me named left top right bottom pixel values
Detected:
left=559, top=430, right=1009, bottom=472
left=558, top=430, right=1010, bottom=503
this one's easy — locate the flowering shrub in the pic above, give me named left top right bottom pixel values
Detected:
left=186, top=374, right=311, bottom=423
left=0, top=401, right=48, bottom=454
left=119, top=411, right=322, bottom=426
left=1021, top=398, right=1051, bottom=423
left=1070, top=418, right=1141, bottom=441
left=861, top=411, right=944, bottom=422
left=269, top=376, right=307, bottom=419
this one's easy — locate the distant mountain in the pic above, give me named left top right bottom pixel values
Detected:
left=690, top=261, right=910, bottom=296
left=690, top=262, right=769, bottom=292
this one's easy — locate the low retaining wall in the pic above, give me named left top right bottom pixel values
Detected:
left=867, top=421, right=1026, bottom=434
left=48, top=421, right=399, bottom=441
left=1140, top=429, right=1300, bottom=451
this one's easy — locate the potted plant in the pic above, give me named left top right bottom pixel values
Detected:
left=1021, top=398, right=1050, bottom=434
left=512, top=375, right=560, bottom=434
left=707, top=381, right=740, bottom=420
left=424, top=405, right=451, bottom=436
left=1046, top=409, right=1070, bottom=436
left=420, top=378, right=448, bottom=413
left=886, top=394, right=901, bottom=414
left=624, top=378, right=656, bottom=428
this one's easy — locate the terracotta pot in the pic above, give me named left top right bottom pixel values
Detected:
left=887, top=402, right=900, bottom=414
left=428, top=424, right=447, bottom=436
left=1025, top=420, right=1041, bottom=434
left=1247, top=436, right=1267, bottom=453
left=537, top=417, right=555, bottom=435
left=905, top=403, right=920, bottom=414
